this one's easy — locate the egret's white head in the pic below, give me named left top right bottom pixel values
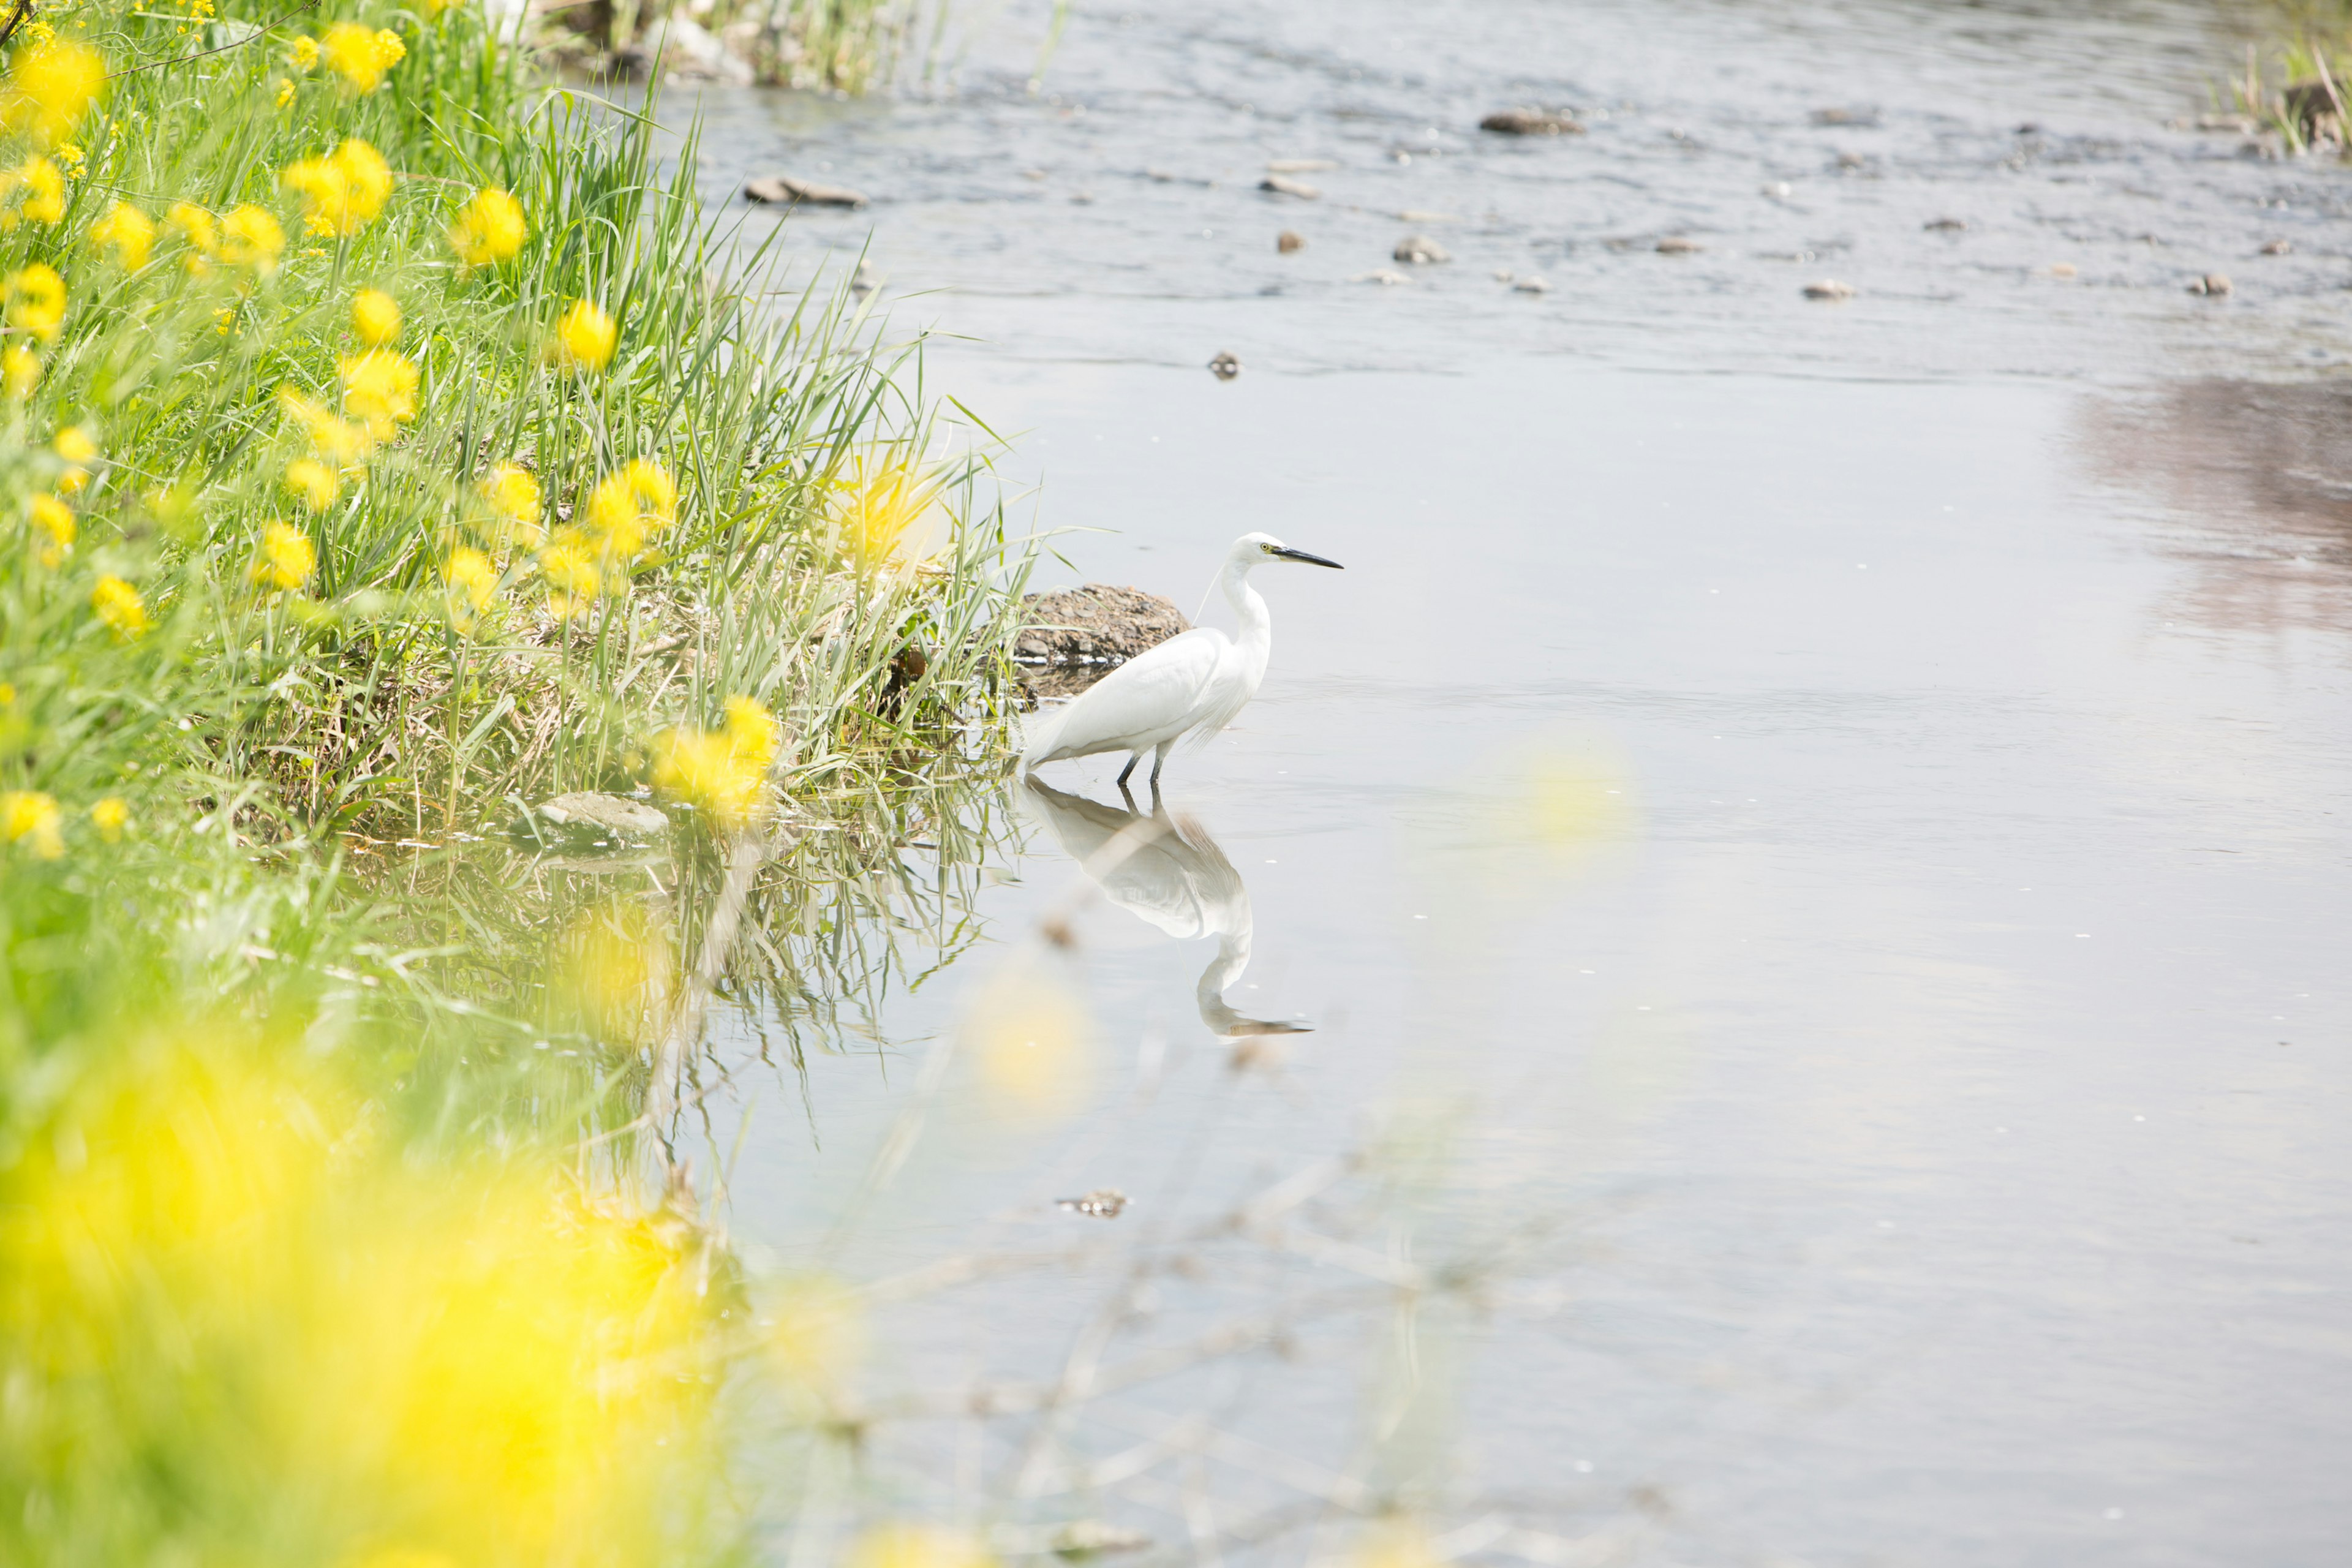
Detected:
left=1231, top=530, right=1345, bottom=570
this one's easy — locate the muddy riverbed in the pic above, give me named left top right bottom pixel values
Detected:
left=657, top=2, right=2350, bottom=1562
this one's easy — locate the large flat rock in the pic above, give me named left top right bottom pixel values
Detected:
left=1014, top=584, right=1191, bottom=666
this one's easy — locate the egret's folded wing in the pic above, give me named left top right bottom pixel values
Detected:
left=1027, top=630, right=1225, bottom=764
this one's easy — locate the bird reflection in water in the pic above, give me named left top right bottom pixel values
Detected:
left=1020, top=775, right=1310, bottom=1041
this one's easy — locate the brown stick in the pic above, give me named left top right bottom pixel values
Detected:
left=0, top=0, right=37, bottom=55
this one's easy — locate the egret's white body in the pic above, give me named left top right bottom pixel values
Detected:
left=1020, top=532, right=1343, bottom=785
left=1022, top=776, right=1309, bottom=1038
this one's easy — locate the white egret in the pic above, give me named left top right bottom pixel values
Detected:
left=1019, top=532, right=1343, bottom=786
left=1022, top=776, right=1309, bottom=1038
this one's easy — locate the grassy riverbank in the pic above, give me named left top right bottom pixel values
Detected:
left=0, top=1, right=1030, bottom=1559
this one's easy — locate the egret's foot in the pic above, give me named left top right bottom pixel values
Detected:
left=1116, top=753, right=1140, bottom=787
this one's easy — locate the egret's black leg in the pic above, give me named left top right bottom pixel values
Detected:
left=1149, top=742, right=1172, bottom=786
left=1147, top=775, right=1164, bottom=815
left=1116, top=777, right=1140, bottom=813
left=1117, top=752, right=1140, bottom=786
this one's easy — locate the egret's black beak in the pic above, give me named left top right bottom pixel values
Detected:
left=1271, top=546, right=1345, bottom=570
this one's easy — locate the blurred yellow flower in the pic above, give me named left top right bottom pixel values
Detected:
left=288, top=34, right=319, bottom=69
left=537, top=533, right=599, bottom=618
left=448, top=186, right=526, bottom=266
left=89, top=795, right=127, bottom=842
left=52, top=424, right=94, bottom=492
left=28, top=492, right=73, bottom=566
left=91, top=575, right=148, bottom=639
left=53, top=140, right=81, bottom=176
left=549, top=298, right=616, bottom=371
left=214, top=305, right=238, bottom=336
left=832, top=454, right=944, bottom=569
left=444, top=546, right=496, bottom=628
left=339, top=349, right=418, bottom=439
left=964, top=961, right=1091, bottom=1117
left=273, top=75, right=295, bottom=107
left=2, top=343, right=36, bottom=399
left=1352, top=1523, right=1442, bottom=1568
left=254, top=521, right=318, bottom=592
left=282, top=138, right=393, bottom=236
left=5, top=262, right=65, bottom=342
left=2, top=154, right=65, bottom=227
left=650, top=695, right=778, bottom=828
left=221, top=203, right=286, bottom=276
left=764, top=1273, right=864, bottom=1395
left=0, top=790, right=63, bottom=858
left=89, top=200, right=154, bottom=270
left=321, top=21, right=406, bottom=91
left=284, top=458, right=339, bottom=511
left=350, top=287, right=400, bottom=345
left=479, top=462, right=542, bottom=545
left=847, top=1525, right=995, bottom=1568
left=554, top=899, right=671, bottom=1038
left=166, top=200, right=218, bottom=269
left=281, top=390, right=376, bottom=464
left=581, top=458, right=674, bottom=575
left=0, top=38, right=105, bottom=147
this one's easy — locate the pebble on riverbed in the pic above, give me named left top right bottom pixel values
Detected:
left=1513, top=275, right=1550, bottom=293
left=1656, top=236, right=1702, bottom=254
left=2187, top=273, right=2233, bottom=296
left=1354, top=268, right=1413, bottom=285
left=2261, top=239, right=2292, bottom=255
left=1393, top=234, right=1450, bottom=264
left=1208, top=351, right=1241, bottom=380
left=516, top=792, right=671, bottom=850
left=1924, top=217, right=1969, bottom=232
left=1259, top=174, right=1321, bottom=198
left=744, top=175, right=869, bottom=208
left=1277, top=229, right=1306, bottom=253
left=1803, top=279, right=1857, bottom=300
left=1480, top=108, right=1585, bottom=135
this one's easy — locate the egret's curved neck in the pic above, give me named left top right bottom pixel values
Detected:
left=1221, top=558, right=1272, bottom=660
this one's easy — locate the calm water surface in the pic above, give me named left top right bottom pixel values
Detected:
left=665, top=3, right=2351, bottom=1562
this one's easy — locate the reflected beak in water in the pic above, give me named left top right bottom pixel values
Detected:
left=1270, top=546, right=1345, bottom=569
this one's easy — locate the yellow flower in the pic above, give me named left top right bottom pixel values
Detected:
left=549, top=298, right=616, bottom=371
left=281, top=138, right=393, bottom=237
left=53, top=141, right=81, bottom=176
left=4, top=263, right=64, bottom=342
left=846, top=1526, right=994, bottom=1568
left=288, top=34, right=318, bottom=69
left=444, top=546, right=496, bottom=629
left=214, top=306, right=238, bottom=337
left=167, top=201, right=218, bottom=270
left=252, top=521, right=317, bottom=591
left=0, top=790, right=64, bottom=859
left=622, top=456, right=676, bottom=524
left=447, top=186, right=526, bottom=266
left=2, top=155, right=65, bottom=227
left=284, top=457, right=339, bottom=511
left=537, top=532, right=600, bottom=617
left=350, top=287, right=400, bottom=346
left=221, top=204, right=285, bottom=275
left=581, top=458, right=674, bottom=579
left=52, top=424, right=95, bottom=492
left=89, top=200, right=154, bottom=271
left=28, top=492, right=73, bottom=566
left=339, top=349, right=418, bottom=439
left=89, top=795, right=127, bottom=842
left=280, top=390, right=375, bottom=463
left=2, top=343, right=36, bottom=399
left=0, top=39, right=106, bottom=148
left=320, top=21, right=406, bottom=91
left=651, top=696, right=778, bottom=828
left=273, top=75, right=295, bottom=108
left=833, top=456, right=944, bottom=569
left=479, top=462, right=542, bottom=545
left=91, top=574, right=148, bottom=639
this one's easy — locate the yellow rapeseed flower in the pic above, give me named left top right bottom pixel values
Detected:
left=28, top=492, right=73, bottom=566
left=0, top=790, right=63, bottom=859
left=833, top=455, right=944, bottom=570
left=53, top=141, right=81, bottom=176
left=320, top=21, right=405, bottom=91
left=350, top=287, right=400, bottom=345
left=52, top=424, right=94, bottom=492
left=2, top=343, right=36, bottom=399
left=91, top=574, right=148, bottom=639
left=166, top=201, right=218, bottom=270
left=284, top=458, right=339, bottom=511
left=447, top=186, right=526, bottom=266
left=89, top=794, right=127, bottom=842
left=281, top=138, right=393, bottom=237
left=280, top=390, right=375, bottom=463
left=444, top=546, right=497, bottom=630
left=288, top=34, right=319, bottom=69
left=549, top=298, right=616, bottom=371
left=221, top=204, right=285, bottom=276
left=89, top=200, right=154, bottom=271
left=2, top=155, right=65, bottom=228
left=1, top=39, right=105, bottom=148
left=650, top=695, right=778, bottom=829
left=252, top=521, right=317, bottom=592
left=846, top=1526, right=995, bottom=1568
left=273, top=75, right=295, bottom=108
left=4, top=263, right=64, bottom=342
left=537, top=532, right=600, bottom=618
left=479, top=462, right=542, bottom=545
left=339, top=349, right=417, bottom=440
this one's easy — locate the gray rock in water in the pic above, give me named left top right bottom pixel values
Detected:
left=1015, top=585, right=1191, bottom=666
left=744, top=175, right=869, bottom=208
left=1259, top=174, right=1321, bottom=198
left=1276, top=228, right=1306, bottom=253
left=1803, top=278, right=1857, bottom=300
left=1393, top=234, right=1450, bottom=264
left=1655, top=235, right=1703, bottom=254
left=1208, top=350, right=1241, bottom=380
left=2188, top=272, right=2233, bottom=296
left=1481, top=108, right=1585, bottom=135
left=521, top=792, right=671, bottom=848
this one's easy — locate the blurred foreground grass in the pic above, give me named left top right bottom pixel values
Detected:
left=0, top=0, right=1035, bottom=1559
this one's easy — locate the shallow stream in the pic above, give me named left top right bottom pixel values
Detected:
left=658, top=3, right=2350, bottom=1561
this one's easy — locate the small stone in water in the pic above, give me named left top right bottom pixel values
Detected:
left=1394, top=233, right=1450, bottom=263
left=2049, top=262, right=2078, bottom=277
left=1836, top=149, right=1868, bottom=170
left=1276, top=228, right=1305, bottom=253
left=1803, top=279, right=1856, bottom=300
left=1208, top=350, right=1241, bottom=380
left=1259, top=174, right=1320, bottom=198
left=743, top=174, right=869, bottom=208
left=2261, top=238, right=2292, bottom=255
left=1513, top=275, right=1550, bottom=293
left=1057, top=1189, right=1128, bottom=1218
left=1656, top=235, right=1702, bottom=254
left=1924, top=216, right=1968, bottom=232
left=2187, top=272, right=2233, bottom=296
left=1762, top=180, right=1793, bottom=198
left=1480, top=108, right=1585, bottom=135
left=1354, top=268, right=1413, bottom=285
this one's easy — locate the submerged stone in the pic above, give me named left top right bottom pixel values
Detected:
left=744, top=175, right=869, bottom=208
left=1015, top=584, right=1191, bottom=666
left=1480, top=108, right=1585, bottom=135
left=518, top=792, right=672, bottom=848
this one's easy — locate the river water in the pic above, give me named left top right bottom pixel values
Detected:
left=664, top=2, right=2352, bottom=1563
